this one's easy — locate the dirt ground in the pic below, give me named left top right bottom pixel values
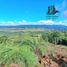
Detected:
left=38, top=44, right=67, bottom=67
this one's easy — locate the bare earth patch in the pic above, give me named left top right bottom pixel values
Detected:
left=38, top=44, right=67, bottom=67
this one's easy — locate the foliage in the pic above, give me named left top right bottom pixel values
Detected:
left=41, top=31, right=67, bottom=45
left=0, top=31, right=67, bottom=67
left=0, top=44, right=38, bottom=67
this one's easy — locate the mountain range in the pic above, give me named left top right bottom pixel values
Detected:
left=0, top=25, right=67, bottom=31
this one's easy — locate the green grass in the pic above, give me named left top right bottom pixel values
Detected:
left=0, top=31, right=66, bottom=67
left=0, top=44, right=38, bottom=67
left=0, top=32, right=43, bottom=67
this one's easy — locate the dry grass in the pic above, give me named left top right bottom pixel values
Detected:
left=44, top=44, right=67, bottom=58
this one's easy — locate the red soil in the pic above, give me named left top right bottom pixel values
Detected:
left=38, top=54, right=67, bottom=67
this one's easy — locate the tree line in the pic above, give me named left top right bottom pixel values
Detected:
left=42, top=31, right=67, bottom=45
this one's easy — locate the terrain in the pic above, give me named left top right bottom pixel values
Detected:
left=0, top=29, right=66, bottom=67
left=0, top=25, right=67, bottom=31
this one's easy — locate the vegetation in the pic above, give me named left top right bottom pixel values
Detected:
left=42, top=31, right=67, bottom=45
left=0, top=30, right=66, bottom=67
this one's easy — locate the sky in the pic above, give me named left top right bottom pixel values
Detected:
left=0, top=0, right=67, bottom=25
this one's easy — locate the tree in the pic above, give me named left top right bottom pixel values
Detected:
left=48, top=31, right=65, bottom=44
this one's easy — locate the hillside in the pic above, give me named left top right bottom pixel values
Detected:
left=0, top=30, right=66, bottom=67
left=0, top=25, right=67, bottom=31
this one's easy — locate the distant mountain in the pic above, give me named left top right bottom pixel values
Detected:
left=0, top=25, right=67, bottom=31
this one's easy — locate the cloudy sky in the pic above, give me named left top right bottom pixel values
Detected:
left=0, top=0, right=67, bottom=25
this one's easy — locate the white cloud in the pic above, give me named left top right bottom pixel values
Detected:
left=38, top=20, right=54, bottom=25
left=56, top=20, right=67, bottom=26
left=63, top=10, right=67, bottom=17
left=62, top=1, right=66, bottom=10
left=60, top=1, right=67, bottom=18
left=0, top=20, right=29, bottom=26
left=0, top=21, right=16, bottom=26
left=0, top=20, right=67, bottom=26
left=59, top=0, right=67, bottom=11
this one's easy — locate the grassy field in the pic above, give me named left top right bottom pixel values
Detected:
left=0, top=29, right=67, bottom=67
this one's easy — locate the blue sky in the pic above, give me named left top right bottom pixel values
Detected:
left=0, top=0, right=67, bottom=25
